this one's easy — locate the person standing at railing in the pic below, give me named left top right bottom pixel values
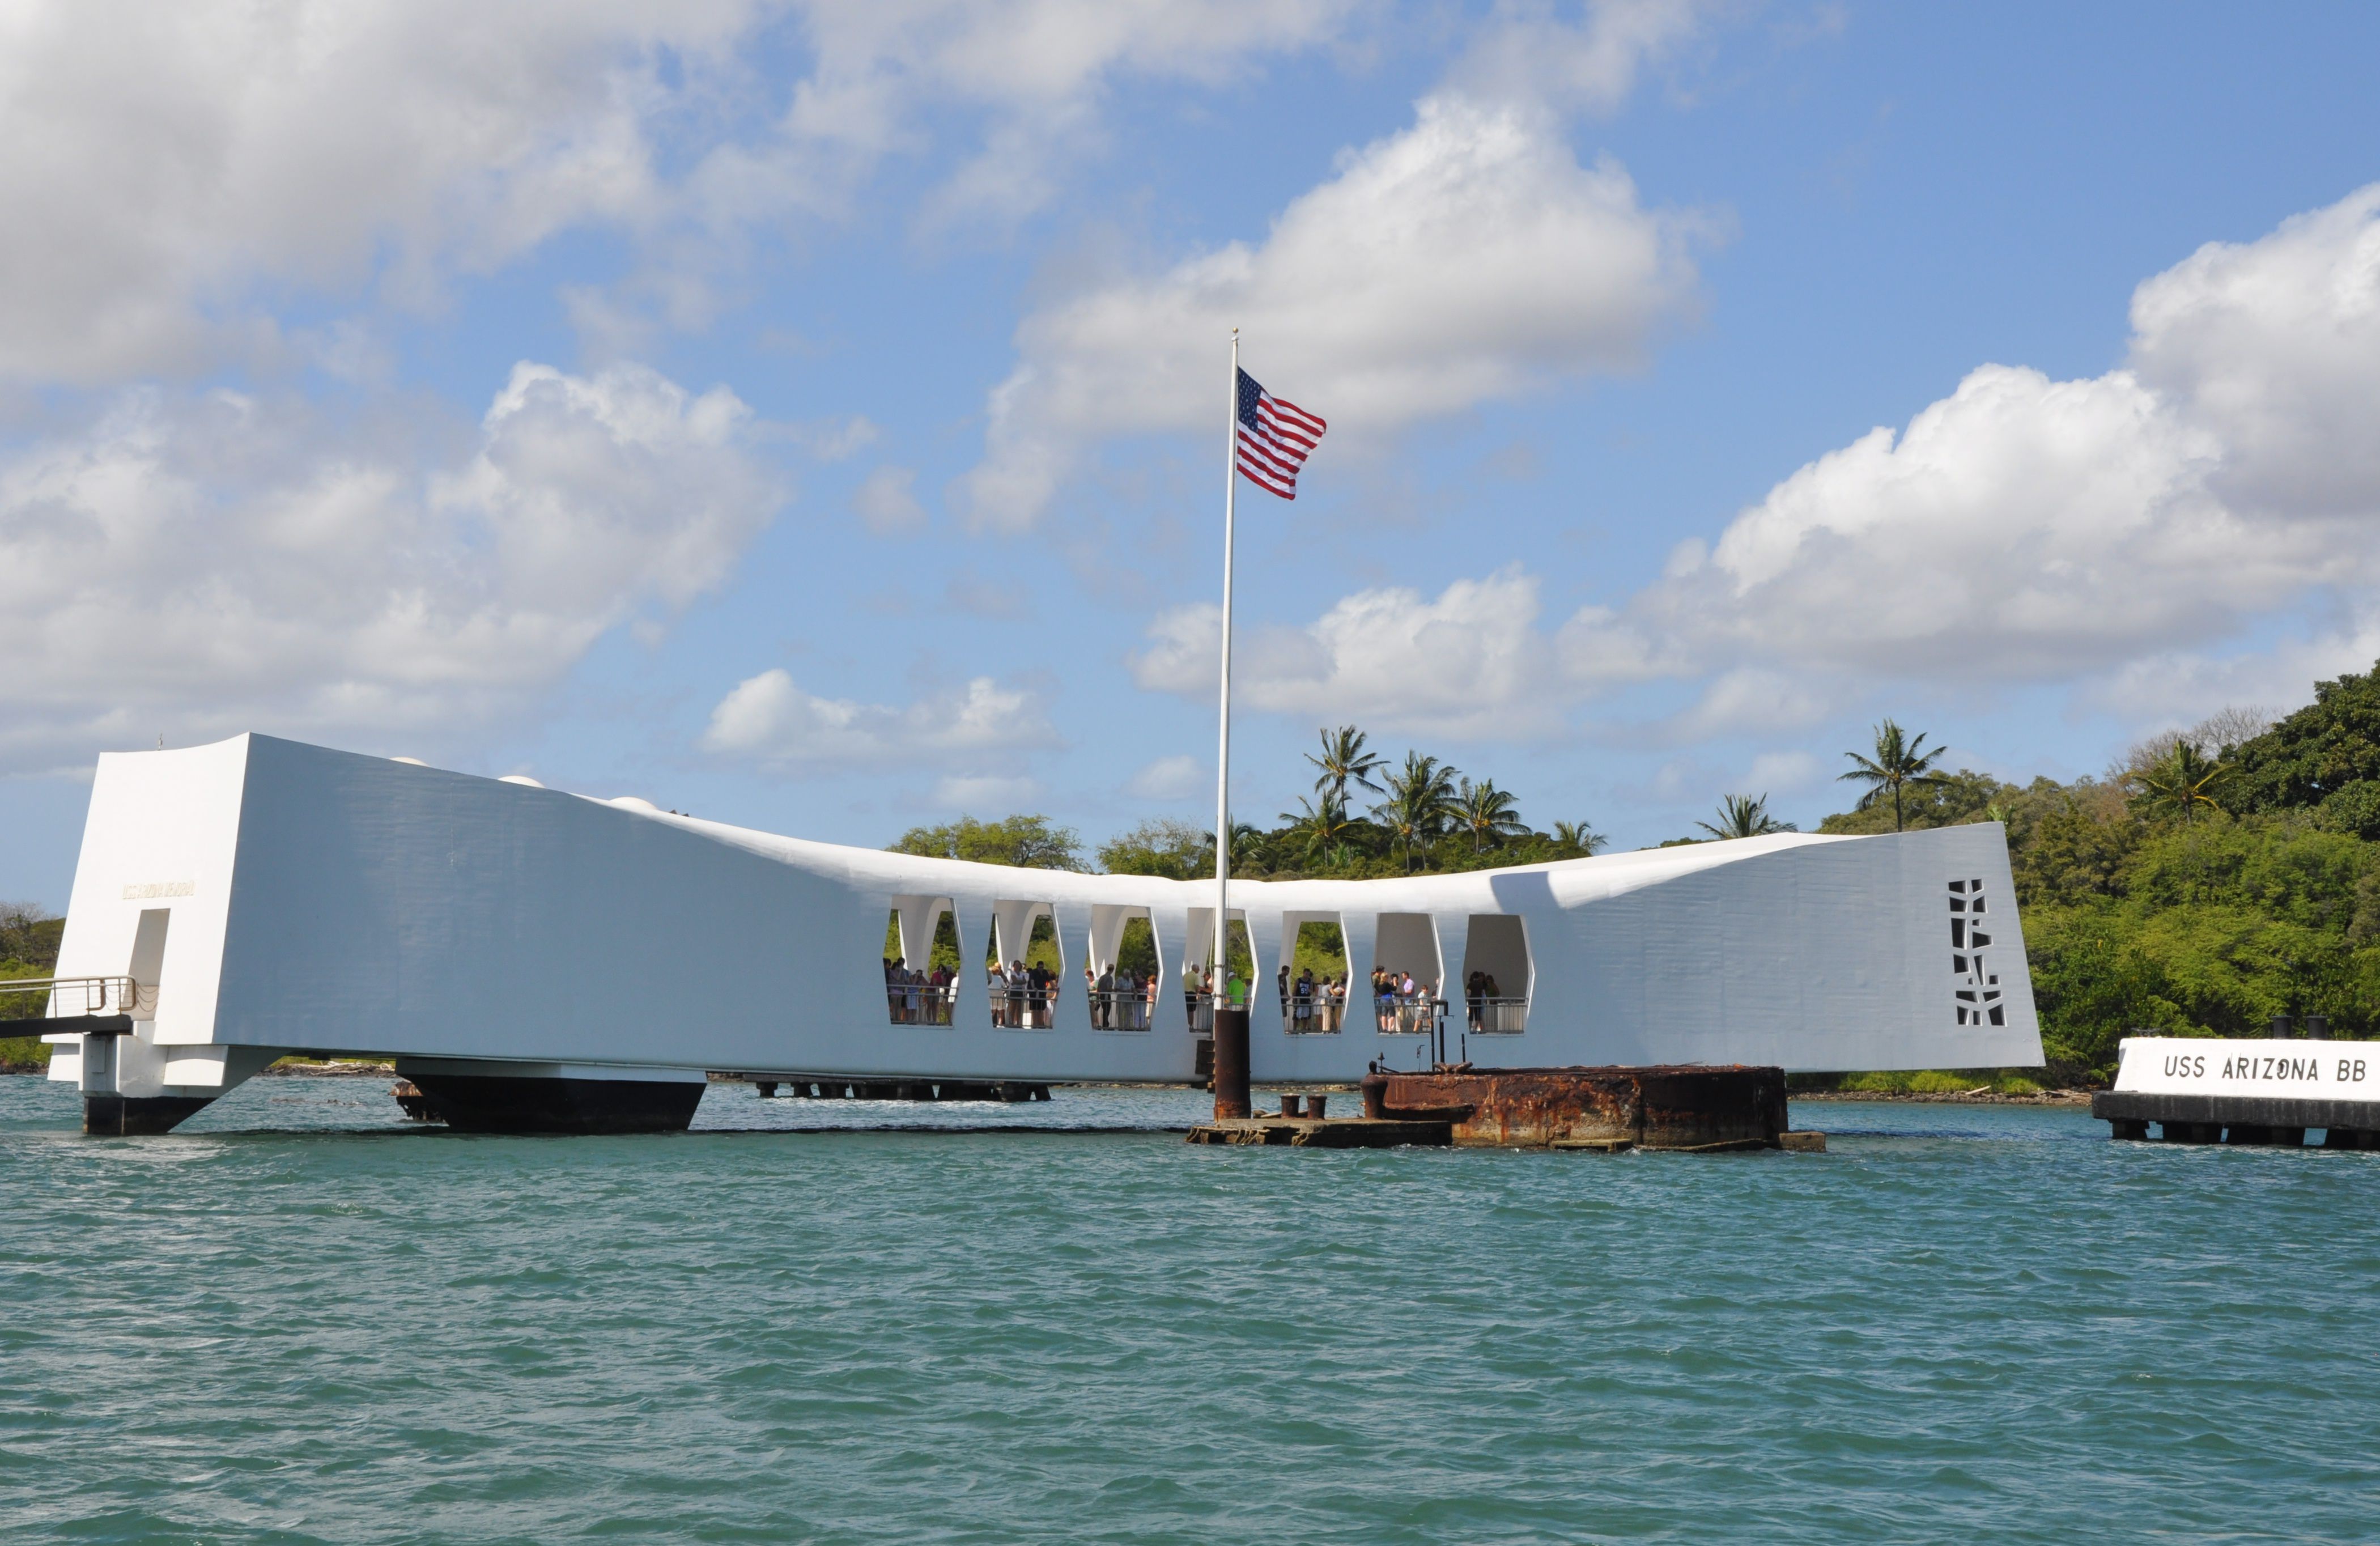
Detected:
left=1094, top=964, right=1115, bottom=1029
left=1291, top=969, right=1313, bottom=1031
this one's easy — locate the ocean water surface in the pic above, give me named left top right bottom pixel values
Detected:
left=3, top=1074, right=2376, bottom=1543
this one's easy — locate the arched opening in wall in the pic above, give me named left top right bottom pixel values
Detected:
left=1085, top=904, right=1160, bottom=1031
left=1460, top=915, right=1531, bottom=1035
left=984, top=900, right=1063, bottom=1029
left=883, top=897, right=962, bottom=1025
left=1371, top=914, right=1443, bottom=1037
left=1281, top=913, right=1349, bottom=1034
left=1180, top=910, right=1253, bottom=1035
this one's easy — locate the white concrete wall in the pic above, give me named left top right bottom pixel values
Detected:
left=52, top=734, right=2045, bottom=1083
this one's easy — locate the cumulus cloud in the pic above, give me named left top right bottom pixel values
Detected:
left=0, top=361, right=781, bottom=767
left=933, top=774, right=1043, bottom=808
left=1631, top=185, right=2380, bottom=706
left=1130, top=567, right=1567, bottom=738
left=0, top=2, right=763, bottom=383
left=0, top=0, right=1367, bottom=386
left=1121, top=185, right=2380, bottom=743
left=962, top=93, right=1706, bottom=529
left=1447, top=0, right=1719, bottom=116
left=700, top=670, right=1056, bottom=772
left=851, top=465, right=927, bottom=534
left=1127, top=753, right=1206, bottom=800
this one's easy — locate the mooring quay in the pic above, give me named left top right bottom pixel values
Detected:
left=2094, top=1033, right=2380, bottom=1146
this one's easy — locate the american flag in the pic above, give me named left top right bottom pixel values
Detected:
left=1234, top=368, right=1327, bottom=499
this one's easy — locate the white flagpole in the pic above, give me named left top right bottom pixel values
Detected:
left=1214, top=329, right=1238, bottom=1001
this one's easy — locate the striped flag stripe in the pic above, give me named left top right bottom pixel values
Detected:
left=1233, top=367, right=1326, bottom=500
left=1236, top=431, right=1299, bottom=478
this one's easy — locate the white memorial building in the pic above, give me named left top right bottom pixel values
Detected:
left=39, top=734, right=2044, bottom=1129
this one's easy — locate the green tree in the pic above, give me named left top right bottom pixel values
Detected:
left=2132, top=740, right=2237, bottom=824
left=1371, top=752, right=1461, bottom=872
left=889, top=814, right=1084, bottom=869
left=1551, top=819, right=1606, bottom=857
left=1096, top=818, right=1210, bottom=879
left=2231, top=662, right=2380, bottom=813
left=1304, top=724, right=1387, bottom=807
left=1697, top=793, right=1795, bottom=840
left=1453, top=778, right=1527, bottom=853
left=1816, top=768, right=2011, bottom=835
left=1838, top=718, right=1952, bottom=832
left=1278, top=793, right=1363, bottom=865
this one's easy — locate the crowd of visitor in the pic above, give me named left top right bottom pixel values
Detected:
left=1085, top=963, right=1159, bottom=1030
left=984, top=958, right=1061, bottom=1028
left=887, top=953, right=1511, bottom=1035
left=1366, top=966, right=1439, bottom=1034
left=882, top=958, right=957, bottom=1025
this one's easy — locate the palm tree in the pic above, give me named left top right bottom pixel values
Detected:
left=1278, top=792, right=1362, bottom=863
left=2135, top=740, right=2235, bottom=823
left=1453, top=778, right=1528, bottom=853
left=1552, top=819, right=1606, bottom=857
left=1304, top=725, right=1387, bottom=806
left=1372, top=751, right=1461, bottom=872
left=1698, top=793, right=1795, bottom=840
left=1838, top=718, right=1951, bottom=832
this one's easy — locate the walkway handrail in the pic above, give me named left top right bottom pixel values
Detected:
left=1468, top=995, right=1529, bottom=1034
left=0, top=975, right=148, bottom=1019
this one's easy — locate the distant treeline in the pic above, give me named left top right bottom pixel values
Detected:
left=1, top=902, right=63, bottom=1071
left=890, top=663, right=2380, bottom=1078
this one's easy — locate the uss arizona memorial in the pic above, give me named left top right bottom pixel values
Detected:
left=39, top=733, right=2043, bottom=1131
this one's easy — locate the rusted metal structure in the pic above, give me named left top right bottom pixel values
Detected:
left=1360, top=1064, right=1795, bottom=1151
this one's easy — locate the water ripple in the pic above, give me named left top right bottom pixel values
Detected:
left=5, top=1076, right=2379, bottom=1542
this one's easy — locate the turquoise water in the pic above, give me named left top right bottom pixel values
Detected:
left=4, top=1076, right=2377, bottom=1543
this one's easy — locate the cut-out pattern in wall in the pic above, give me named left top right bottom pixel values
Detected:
left=1948, top=878, right=2004, bottom=1026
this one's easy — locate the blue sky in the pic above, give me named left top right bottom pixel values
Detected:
left=7, top=1, right=2380, bottom=906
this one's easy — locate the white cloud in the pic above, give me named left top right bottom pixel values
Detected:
left=1605, top=183, right=2380, bottom=732
left=0, top=1, right=1366, bottom=387
left=1127, top=753, right=1206, bottom=800
left=0, top=360, right=781, bottom=768
left=1448, top=0, right=1719, bottom=116
left=1111, top=185, right=2380, bottom=749
left=700, top=670, right=1056, bottom=771
left=1743, top=749, right=1821, bottom=794
left=759, top=0, right=1363, bottom=233
left=963, top=93, right=1706, bottom=529
left=852, top=465, right=927, bottom=534
left=932, top=774, right=1043, bottom=809
left=1130, top=567, right=1565, bottom=738
left=0, top=2, right=764, bottom=384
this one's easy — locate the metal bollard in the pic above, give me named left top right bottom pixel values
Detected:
left=1306, top=1093, right=1328, bottom=1120
left=1279, top=1093, right=1302, bottom=1118
left=2270, top=1015, right=2295, bottom=1039
left=2306, top=1015, right=2331, bottom=1041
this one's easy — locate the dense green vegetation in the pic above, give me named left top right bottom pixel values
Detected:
left=1, top=902, right=62, bottom=1071
left=1813, top=672, right=2380, bottom=1079
left=881, top=668, right=2380, bottom=1082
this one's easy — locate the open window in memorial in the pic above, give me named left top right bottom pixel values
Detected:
left=1371, top=913, right=1442, bottom=1036
left=1085, top=904, right=1159, bottom=1031
left=1282, top=914, right=1349, bottom=1034
left=883, top=896, right=961, bottom=1026
left=1460, top=914, right=1531, bottom=1034
left=984, top=900, right=1063, bottom=1029
left=1180, top=910, right=1253, bottom=1035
